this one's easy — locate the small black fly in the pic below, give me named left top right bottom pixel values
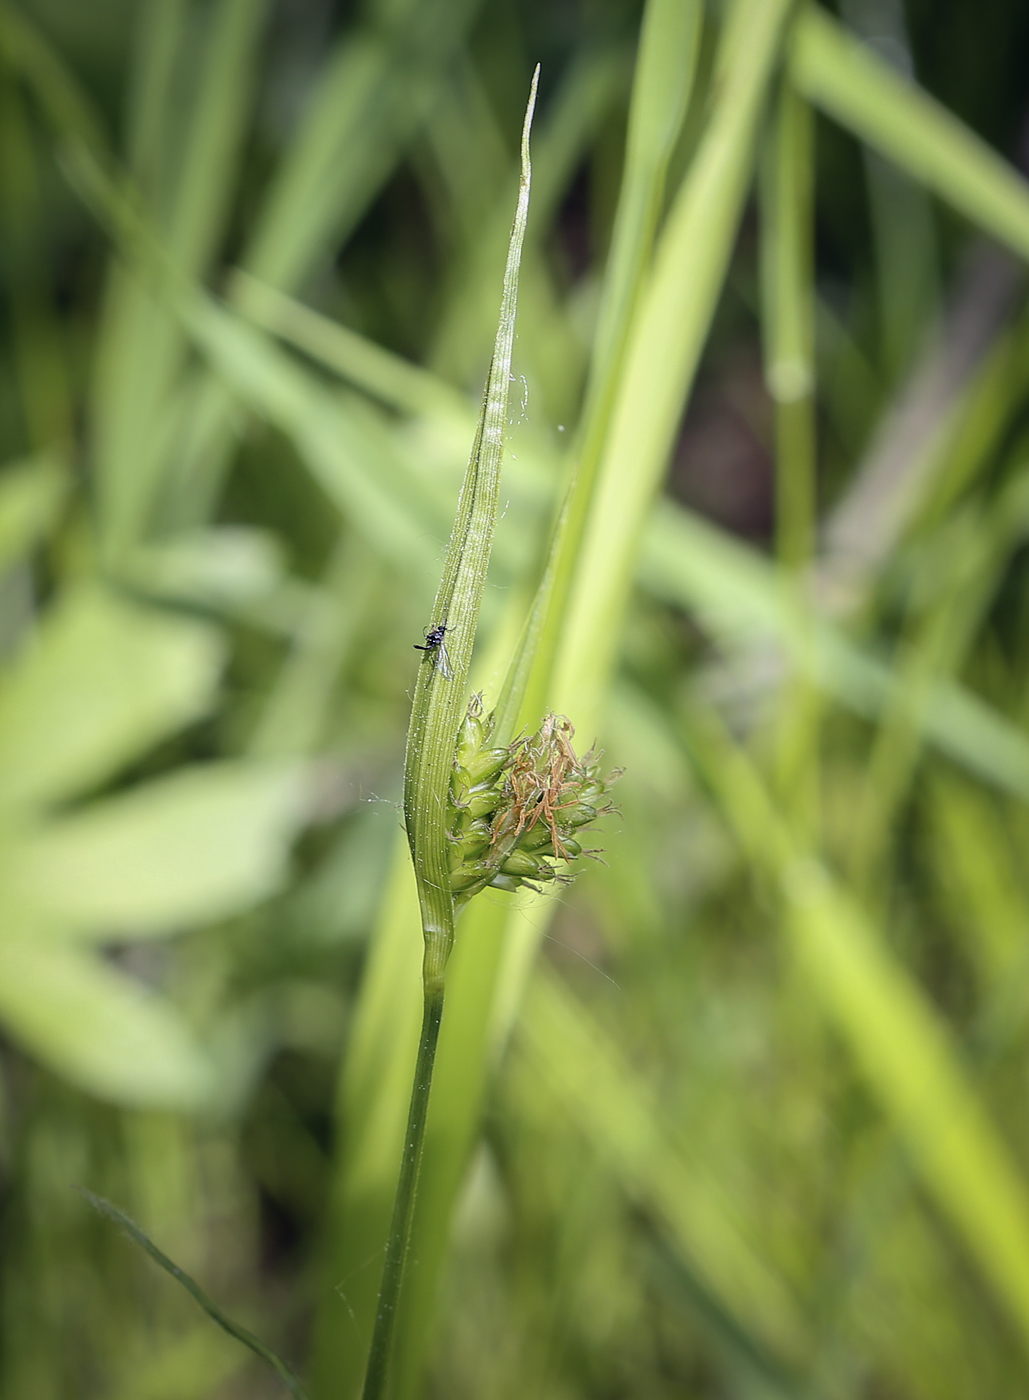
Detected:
left=414, top=621, right=453, bottom=679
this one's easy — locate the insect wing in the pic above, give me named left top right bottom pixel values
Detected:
left=433, top=637, right=453, bottom=679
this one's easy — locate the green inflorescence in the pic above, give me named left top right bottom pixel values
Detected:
left=447, top=695, right=621, bottom=906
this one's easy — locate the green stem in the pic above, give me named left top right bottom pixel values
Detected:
left=360, top=977, right=445, bottom=1400
left=760, top=79, right=815, bottom=572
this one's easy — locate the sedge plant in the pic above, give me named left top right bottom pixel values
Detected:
left=364, top=67, right=620, bottom=1400
left=358, top=71, right=538, bottom=1400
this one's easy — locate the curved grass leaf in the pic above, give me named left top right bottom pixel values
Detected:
left=80, top=1191, right=309, bottom=1399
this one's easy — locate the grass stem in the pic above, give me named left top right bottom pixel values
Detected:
left=360, top=981, right=445, bottom=1400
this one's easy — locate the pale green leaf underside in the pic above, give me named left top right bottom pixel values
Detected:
left=0, top=938, right=213, bottom=1107
left=0, top=760, right=307, bottom=937
left=0, top=587, right=222, bottom=814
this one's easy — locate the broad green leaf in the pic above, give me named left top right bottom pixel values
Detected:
left=0, top=761, right=307, bottom=937
left=513, top=0, right=702, bottom=739
left=0, top=937, right=213, bottom=1107
left=0, top=587, right=222, bottom=813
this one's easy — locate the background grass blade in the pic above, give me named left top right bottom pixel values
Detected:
left=791, top=8, right=1029, bottom=261
left=683, top=705, right=1029, bottom=1359
left=80, top=1192, right=310, bottom=1399
left=553, top=0, right=796, bottom=733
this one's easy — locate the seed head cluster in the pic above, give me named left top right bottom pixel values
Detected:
left=447, top=695, right=620, bottom=906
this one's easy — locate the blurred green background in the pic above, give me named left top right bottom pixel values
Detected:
left=4, top=0, right=1029, bottom=1396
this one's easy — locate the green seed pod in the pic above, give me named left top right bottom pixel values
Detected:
left=565, top=803, right=597, bottom=828
left=451, top=765, right=475, bottom=801
left=451, top=861, right=493, bottom=893
left=464, top=747, right=510, bottom=787
left=500, top=850, right=541, bottom=878
left=456, top=822, right=492, bottom=862
left=455, top=697, right=491, bottom=768
left=517, top=821, right=553, bottom=852
left=488, top=872, right=523, bottom=893
left=466, top=789, right=503, bottom=819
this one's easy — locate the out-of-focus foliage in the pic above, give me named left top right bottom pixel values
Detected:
left=2, top=0, right=1029, bottom=1397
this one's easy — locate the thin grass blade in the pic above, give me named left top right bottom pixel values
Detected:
left=79, top=1191, right=309, bottom=1399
